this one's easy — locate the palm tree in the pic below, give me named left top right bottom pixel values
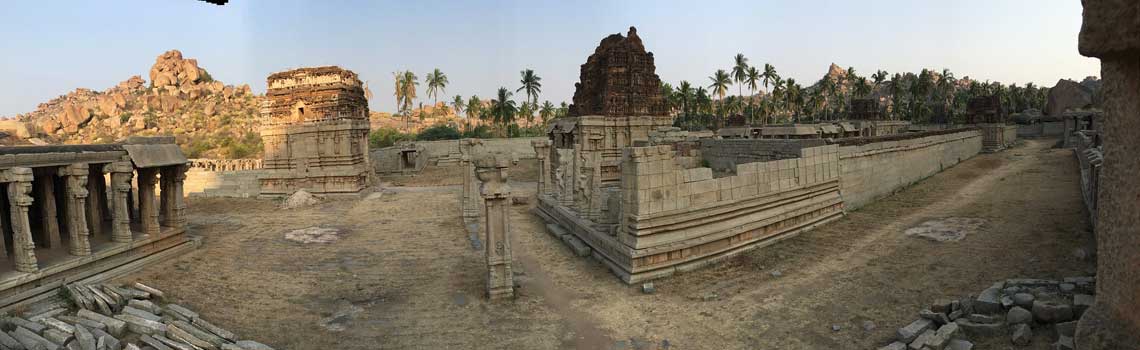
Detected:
left=872, top=70, right=888, bottom=91
left=517, top=69, right=542, bottom=107
left=761, top=63, right=778, bottom=95
left=425, top=68, right=448, bottom=107
left=709, top=69, right=732, bottom=127
left=854, top=77, right=871, bottom=99
left=540, top=101, right=555, bottom=123
left=745, top=66, right=760, bottom=123
left=466, top=95, right=482, bottom=121
left=732, top=53, right=749, bottom=101
left=490, top=87, right=518, bottom=135
left=393, top=71, right=418, bottom=129
left=451, top=95, right=464, bottom=117
left=660, top=82, right=677, bottom=115
left=677, top=81, right=694, bottom=117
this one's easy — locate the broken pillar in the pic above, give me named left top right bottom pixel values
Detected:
left=1074, top=1, right=1140, bottom=348
left=531, top=139, right=552, bottom=195
left=460, top=139, right=483, bottom=218
left=474, top=152, right=514, bottom=300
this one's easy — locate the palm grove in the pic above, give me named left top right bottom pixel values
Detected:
left=666, top=54, right=1050, bottom=130
left=380, top=68, right=570, bottom=147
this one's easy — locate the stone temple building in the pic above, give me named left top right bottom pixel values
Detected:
left=0, top=137, right=193, bottom=307
left=259, top=66, right=371, bottom=197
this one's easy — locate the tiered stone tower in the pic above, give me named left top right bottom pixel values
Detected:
left=259, top=66, right=371, bottom=197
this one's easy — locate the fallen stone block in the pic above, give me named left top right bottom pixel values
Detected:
left=918, top=309, right=950, bottom=325
left=14, top=326, right=60, bottom=350
left=907, top=329, right=935, bottom=350
left=975, top=286, right=1003, bottom=314
left=948, top=310, right=964, bottom=321
left=127, top=300, right=161, bottom=315
left=77, top=310, right=127, bottom=337
left=1005, top=278, right=1059, bottom=287
left=967, top=314, right=1001, bottom=324
left=163, top=305, right=198, bottom=322
left=945, top=339, right=974, bottom=350
left=544, top=224, right=568, bottom=238
left=1052, top=335, right=1075, bottom=350
left=152, top=334, right=196, bottom=350
left=896, top=319, right=934, bottom=343
left=107, top=285, right=149, bottom=300
left=120, top=307, right=161, bottom=322
left=1001, top=295, right=1014, bottom=309
left=1006, top=306, right=1032, bottom=324
left=6, top=317, right=48, bottom=334
left=0, top=330, right=24, bottom=350
left=131, top=283, right=165, bottom=300
left=90, top=328, right=121, bottom=350
left=1072, top=294, right=1094, bottom=317
left=190, top=318, right=236, bottom=342
left=86, top=287, right=119, bottom=313
left=66, top=285, right=94, bottom=311
left=28, top=308, right=68, bottom=323
left=1031, top=301, right=1074, bottom=323
left=169, top=321, right=223, bottom=349
left=876, top=342, right=905, bottom=350
left=641, top=283, right=655, bottom=294
left=73, top=324, right=97, bottom=350
left=112, top=314, right=167, bottom=336
left=929, top=323, right=959, bottom=348
left=234, top=340, right=274, bottom=350
left=139, top=335, right=173, bottom=350
left=41, top=318, right=75, bottom=334
left=43, top=329, right=72, bottom=346
left=954, top=318, right=1006, bottom=338
left=1011, top=323, right=1032, bottom=346
left=561, top=235, right=591, bottom=257
left=124, top=344, right=142, bottom=350
left=1012, top=293, right=1035, bottom=309
left=56, top=315, right=107, bottom=332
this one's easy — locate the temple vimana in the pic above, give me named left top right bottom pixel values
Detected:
left=0, top=1, right=1136, bottom=348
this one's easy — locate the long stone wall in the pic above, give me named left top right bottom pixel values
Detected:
left=371, top=137, right=544, bottom=172
left=837, top=129, right=983, bottom=210
left=698, top=138, right=826, bottom=174
left=184, top=169, right=264, bottom=198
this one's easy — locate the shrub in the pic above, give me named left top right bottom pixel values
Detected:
left=461, top=125, right=493, bottom=139
left=416, top=124, right=461, bottom=141
left=369, top=128, right=415, bottom=149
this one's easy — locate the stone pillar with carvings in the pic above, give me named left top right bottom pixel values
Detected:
left=86, top=164, right=106, bottom=238
left=60, top=163, right=92, bottom=256
left=4, top=168, right=38, bottom=272
left=460, top=139, right=484, bottom=218
left=161, top=165, right=188, bottom=228
left=474, top=152, right=514, bottom=300
left=1074, top=1, right=1140, bottom=347
left=136, top=168, right=161, bottom=237
left=531, top=139, right=552, bottom=196
left=108, top=161, right=134, bottom=243
left=34, top=168, right=61, bottom=249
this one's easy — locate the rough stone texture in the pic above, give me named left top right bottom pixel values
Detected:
left=897, top=319, right=934, bottom=343
left=877, top=342, right=906, bottom=350
left=475, top=152, right=515, bottom=300
left=1045, top=79, right=1097, bottom=116
left=955, top=318, right=1006, bottom=338
left=259, top=66, right=371, bottom=197
left=1011, top=323, right=1032, bottom=346
left=1006, top=306, right=1032, bottom=324
left=975, top=285, right=1004, bottom=314
left=568, top=27, right=667, bottom=118
left=1032, top=301, right=1074, bottom=324
left=1076, top=3, right=1140, bottom=348
left=945, top=339, right=974, bottom=350
left=1012, top=293, right=1035, bottom=309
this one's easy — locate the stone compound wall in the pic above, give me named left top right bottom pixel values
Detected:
left=837, top=129, right=983, bottom=211
left=371, top=137, right=544, bottom=172
left=1016, top=122, right=1066, bottom=138
left=183, top=159, right=263, bottom=198
left=698, top=138, right=826, bottom=174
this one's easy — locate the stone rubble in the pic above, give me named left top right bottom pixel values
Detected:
left=880, top=276, right=1096, bottom=349
left=1, top=282, right=274, bottom=350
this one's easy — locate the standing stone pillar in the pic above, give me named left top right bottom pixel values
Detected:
left=136, top=168, right=160, bottom=237
left=34, top=169, right=61, bottom=249
left=85, top=165, right=107, bottom=239
left=160, top=165, right=188, bottom=229
left=531, top=139, right=552, bottom=196
left=555, top=148, right=574, bottom=206
left=460, top=139, right=484, bottom=218
left=107, top=162, right=134, bottom=243
left=3, top=168, right=38, bottom=272
left=1074, top=2, right=1140, bottom=347
left=474, top=153, right=514, bottom=300
left=60, top=164, right=91, bottom=256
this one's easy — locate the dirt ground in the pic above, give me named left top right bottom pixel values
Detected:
left=118, top=138, right=1093, bottom=349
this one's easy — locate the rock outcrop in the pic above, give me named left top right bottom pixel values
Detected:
left=10, top=50, right=262, bottom=158
left=568, top=27, right=667, bottom=117
left=1045, top=79, right=1098, bottom=116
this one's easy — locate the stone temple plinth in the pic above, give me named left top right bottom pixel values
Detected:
left=259, top=66, right=371, bottom=197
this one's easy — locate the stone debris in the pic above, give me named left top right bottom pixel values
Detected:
left=862, top=320, right=877, bottom=332
left=903, top=217, right=986, bottom=242
left=876, top=276, right=1098, bottom=349
left=641, top=283, right=656, bottom=294
left=284, top=226, right=341, bottom=244
left=280, top=189, right=320, bottom=209
left=12, top=282, right=275, bottom=350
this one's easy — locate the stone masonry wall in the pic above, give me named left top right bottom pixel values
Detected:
left=698, top=138, right=827, bottom=175
left=838, top=129, right=983, bottom=210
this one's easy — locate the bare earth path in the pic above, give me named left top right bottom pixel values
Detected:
left=119, top=138, right=1092, bottom=349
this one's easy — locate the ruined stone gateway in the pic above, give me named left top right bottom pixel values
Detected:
left=259, top=66, right=371, bottom=197
left=536, top=28, right=992, bottom=283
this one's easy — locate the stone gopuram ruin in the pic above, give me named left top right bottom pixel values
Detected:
left=259, top=67, right=371, bottom=197
left=0, top=137, right=193, bottom=308
left=535, top=28, right=991, bottom=283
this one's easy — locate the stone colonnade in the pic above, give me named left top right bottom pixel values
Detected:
left=1074, top=1, right=1140, bottom=347
left=0, top=162, right=188, bottom=274
left=474, top=152, right=514, bottom=300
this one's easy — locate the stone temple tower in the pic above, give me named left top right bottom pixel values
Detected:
left=259, top=66, right=371, bottom=197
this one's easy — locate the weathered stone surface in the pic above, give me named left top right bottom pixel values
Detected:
left=152, top=334, right=195, bottom=350
left=1031, top=301, right=1073, bottom=323
left=919, top=309, right=950, bottom=325
left=73, top=324, right=97, bottom=350
left=945, top=339, right=974, bottom=350
left=41, top=318, right=75, bottom=334
left=190, top=318, right=236, bottom=342
left=120, top=307, right=161, bottom=322
left=1052, top=335, right=1075, bottom=350
left=926, top=323, right=959, bottom=349
left=967, top=314, right=1001, bottom=324
left=43, top=329, right=72, bottom=346
left=1012, top=293, right=1035, bottom=309
left=1011, top=323, right=1032, bottom=346
left=139, top=335, right=173, bottom=350
left=6, top=317, right=49, bottom=334
left=567, top=27, right=667, bottom=118
left=127, top=300, right=161, bottom=315
left=89, top=328, right=120, bottom=350
left=132, top=283, right=165, bottom=300
left=1006, top=306, right=1032, bottom=324
left=1078, top=0, right=1140, bottom=57
left=562, top=235, right=591, bottom=257
left=975, top=286, right=1003, bottom=314
left=170, top=321, right=224, bottom=349
left=112, top=314, right=166, bottom=336
left=77, top=310, right=127, bottom=337
left=55, top=316, right=106, bottom=332
left=896, top=319, right=934, bottom=343
left=28, top=308, right=69, bottom=323
left=931, top=299, right=954, bottom=314
left=14, top=326, right=59, bottom=350
left=0, top=330, right=23, bottom=350
left=907, top=329, right=935, bottom=350
left=1072, top=294, right=1094, bottom=317
left=1045, top=79, right=1097, bottom=116
left=954, top=318, right=1006, bottom=338
left=1056, top=320, right=1077, bottom=337
left=876, top=342, right=906, bottom=350
left=233, top=340, right=274, bottom=350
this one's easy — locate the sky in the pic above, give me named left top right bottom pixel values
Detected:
left=0, top=0, right=1099, bottom=117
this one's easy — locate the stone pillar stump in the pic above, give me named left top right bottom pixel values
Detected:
left=474, top=152, right=514, bottom=300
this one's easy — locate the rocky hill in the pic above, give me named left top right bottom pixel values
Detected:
left=12, top=50, right=263, bottom=158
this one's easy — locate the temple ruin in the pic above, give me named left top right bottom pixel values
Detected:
left=0, top=137, right=192, bottom=308
left=259, top=66, right=372, bottom=197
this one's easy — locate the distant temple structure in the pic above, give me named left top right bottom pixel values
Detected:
left=259, top=67, right=372, bottom=197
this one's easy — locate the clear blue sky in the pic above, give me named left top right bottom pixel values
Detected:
left=0, top=0, right=1098, bottom=117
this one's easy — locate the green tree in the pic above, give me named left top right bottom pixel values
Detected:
left=761, top=63, right=778, bottom=95
left=745, top=66, right=760, bottom=123
left=425, top=68, right=448, bottom=106
left=451, top=95, right=464, bottom=117
left=393, top=71, right=419, bottom=129
left=517, top=69, right=542, bottom=107
left=732, top=53, right=749, bottom=101
left=708, top=69, right=732, bottom=126
left=490, top=87, right=518, bottom=135
left=539, top=101, right=555, bottom=123
left=466, top=95, right=482, bottom=121
left=676, top=81, right=694, bottom=117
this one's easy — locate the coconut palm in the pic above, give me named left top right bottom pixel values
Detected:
left=393, top=71, right=418, bottom=129
left=761, top=63, right=778, bottom=95
left=451, top=95, right=464, bottom=117
left=745, top=66, right=760, bottom=123
left=677, top=81, right=694, bottom=117
left=517, top=69, right=542, bottom=107
left=872, top=70, right=889, bottom=90
left=466, top=95, right=483, bottom=121
left=732, top=53, right=749, bottom=100
left=854, top=77, right=871, bottom=99
left=490, top=87, right=518, bottom=134
left=709, top=69, right=732, bottom=126
left=540, top=101, right=555, bottom=123
left=425, top=68, right=448, bottom=106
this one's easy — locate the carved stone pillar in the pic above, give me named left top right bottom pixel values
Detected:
left=554, top=148, right=574, bottom=206
left=531, top=139, right=552, bottom=196
left=86, top=164, right=107, bottom=238
left=3, top=168, right=38, bottom=272
left=161, top=165, right=188, bottom=228
left=60, top=164, right=91, bottom=256
left=1074, top=1, right=1140, bottom=346
left=474, top=153, right=514, bottom=300
left=460, top=139, right=484, bottom=218
left=136, top=168, right=160, bottom=237
left=34, top=169, right=61, bottom=249
left=108, top=161, right=134, bottom=243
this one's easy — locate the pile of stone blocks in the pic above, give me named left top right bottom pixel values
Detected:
left=879, top=276, right=1095, bottom=350
left=0, top=282, right=273, bottom=350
